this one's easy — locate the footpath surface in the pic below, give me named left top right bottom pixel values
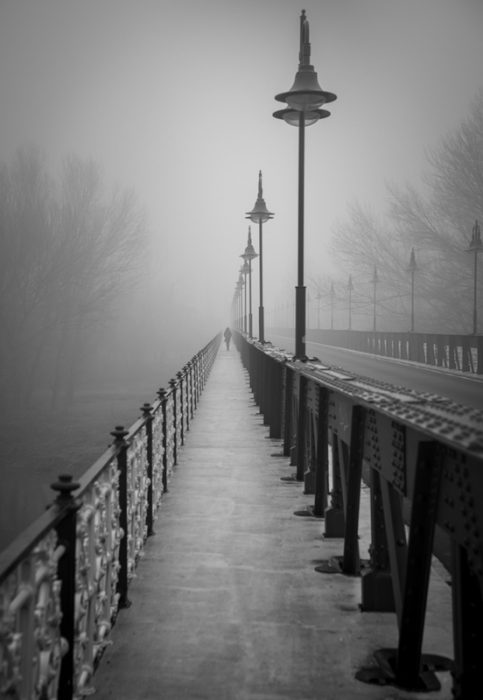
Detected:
left=93, top=346, right=453, bottom=700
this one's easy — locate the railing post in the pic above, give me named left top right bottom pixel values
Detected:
left=157, top=388, right=169, bottom=493
left=395, top=441, right=444, bottom=687
left=169, top=379, right=178, bottom=466
left=283, top=365, right=293, bottom=458
left=255, top=345, right=262, bottom=407
left=449, top=336, right=457, bottom=369
left=313, top=387, right=329, bottom=517
left=269, top=358, right=283, bottom=439
left=324, top=434, right=345, bottom=537
left=184, top=364, right=191, bottom=429
left=51, top=474, right=80, bottom=700
left=451, top=541, right=483, bottom=698
left=141, top=403, right=154, bottom=537
left=462, top=337, right=471, bottom=372
left=111, top=425, right=131, bottom=609
left=360, top=468, right=396, bottom=612
left=194, top=354, right=200, bottom=403
left=177, top=371, right=185, bottom=446
left=187, top=361, right=194, bottom=418
left=341, top=405, right=366, bottom=575
left=296, top=374, right=307, bottom=482
left=262, top=352, right=270, bottom=425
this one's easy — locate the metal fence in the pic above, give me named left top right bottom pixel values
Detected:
left=234, top=330, right=483, bottom=699
left=305, top=328, right=483, bottom=373
left=0, top=332, right=221, bottom=700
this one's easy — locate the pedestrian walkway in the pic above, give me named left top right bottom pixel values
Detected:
left=93, top=346, right=453, bottom=700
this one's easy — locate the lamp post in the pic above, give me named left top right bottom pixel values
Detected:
left=315, top=291, right=322, bottom=329
left=330, top=282, right=335, bottom=330
left=241, top=262, right=250, bottom=334
left=408, top=247, right=417, bottom=332
left=347, top=274, right=354, bottom=330
left=241, top=226, right=258, bottom=338
left=372, top=265, right=379, bottom=332
left=237, top=272, right=244, bottom=332
left=466, top=220, right=482, bottom=335
left=274, top=10, right=336, bottom=360
left=246, top=171, right=274, bottom=344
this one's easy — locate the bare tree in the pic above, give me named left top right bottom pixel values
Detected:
left=48, top=156, right=146, bottom=406
left=0, top=148, right=147, bottom=410
left=330, top=202, right=411, bottom=330
left=331, top=91, right=483, bottom=333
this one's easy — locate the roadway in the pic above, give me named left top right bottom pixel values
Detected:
left=267, top=332, right=483, bottom=410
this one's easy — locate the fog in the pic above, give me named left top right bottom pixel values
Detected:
left=1, top=1, right=483, bottom=544
left=2, top=1, right=483, bottom=346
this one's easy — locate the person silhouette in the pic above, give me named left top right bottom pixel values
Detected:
left=224, top=327, right=232, bottom=350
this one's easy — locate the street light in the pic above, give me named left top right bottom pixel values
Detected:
left=408, top=247, right=417, bottom=332
left=240, top=262, right=250, bottom=334
left=466, top=220, right=482, bottom=335
left=372, top=265, right=379, bottom=332
left=330, top=282, right=335, bottom=330
left=246, top=171, right=274, bottom=344
left=237, top=272, right=245, bottom=332
left=274, top=10, right=336, bottom=360
left=241, top=226, right=258, bottom=338
left=347, top=274, right=354, bottom=330
left=315, top=291, right=322, bottom=329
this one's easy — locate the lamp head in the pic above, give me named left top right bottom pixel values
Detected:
left=246, top=170, right=274, bottom=223
left=408, top=247, right=417, bottom=271
left=468, top=219, right=482, bottom=251
left=273, top=107, right=330, bottom=126
left=275, top=10, right=337, bottom=112
left=241, top=225, right=258, bottom=261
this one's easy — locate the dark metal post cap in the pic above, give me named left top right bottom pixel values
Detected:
left=50, top=474, right=80, bottom=499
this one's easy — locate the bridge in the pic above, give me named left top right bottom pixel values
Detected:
left=1, top=329, right=483, bottom=700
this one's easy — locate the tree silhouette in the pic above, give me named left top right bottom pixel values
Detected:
left=0, top=148, right=147, bottom=409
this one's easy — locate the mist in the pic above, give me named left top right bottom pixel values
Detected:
left=1, top=0, right=483, bottom=546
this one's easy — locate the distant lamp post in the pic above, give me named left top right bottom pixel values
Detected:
left=466, top=220, right=482, bottom=335
left=241, top=262, right=250, bottom=334
left=241, top=226, right=258, bottom=338
left=246, top=171, right=274, bottom=343
left=330, top=282, right=335, bottom=330
left=237, top=272, right=245, bottom=332
left=408, top=247, right=417, bottom=332
left=273, top=10, right=336, bottom=360
left=372, top=265, right=379, bottom=332
left=347, top=274, right=354, bottom=330
left=316, top=291, right=322, bottom=329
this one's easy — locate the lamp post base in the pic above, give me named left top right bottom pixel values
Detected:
left=295, top=285, right=306, bottom=360
left=259, top=306, right=265, bottom=344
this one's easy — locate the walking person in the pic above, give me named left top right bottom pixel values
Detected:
left=224, top=327, right=232, bottom=350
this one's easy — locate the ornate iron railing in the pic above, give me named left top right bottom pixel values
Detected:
left=234, top=330, right=483, bottom=699
left=0, top=332, right=220, bottom=700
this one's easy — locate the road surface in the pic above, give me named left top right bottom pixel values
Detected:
left=267, top=332, right=483, bottom=410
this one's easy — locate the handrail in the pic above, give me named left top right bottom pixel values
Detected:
left=234, top=329, right=483, bottom=698
left=0, top=332, right=221, bottom=700
left=305, top=328, right=483, bottom=373
left=268, top=327, right=483, bottom=374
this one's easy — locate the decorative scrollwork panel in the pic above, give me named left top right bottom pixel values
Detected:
left=0, top=531, right=66, bottom=700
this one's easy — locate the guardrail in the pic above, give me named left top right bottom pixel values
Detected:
left=234, top=330, right=483, bottom=699
left=0, top=332, right=221, bottom=700
left=304, top=328, right=483, bottom=374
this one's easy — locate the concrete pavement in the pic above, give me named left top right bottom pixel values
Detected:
left=93, top=345, right=454, bottom=700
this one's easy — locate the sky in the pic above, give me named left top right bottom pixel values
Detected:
left=1, top=0, right=482, bottom=349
